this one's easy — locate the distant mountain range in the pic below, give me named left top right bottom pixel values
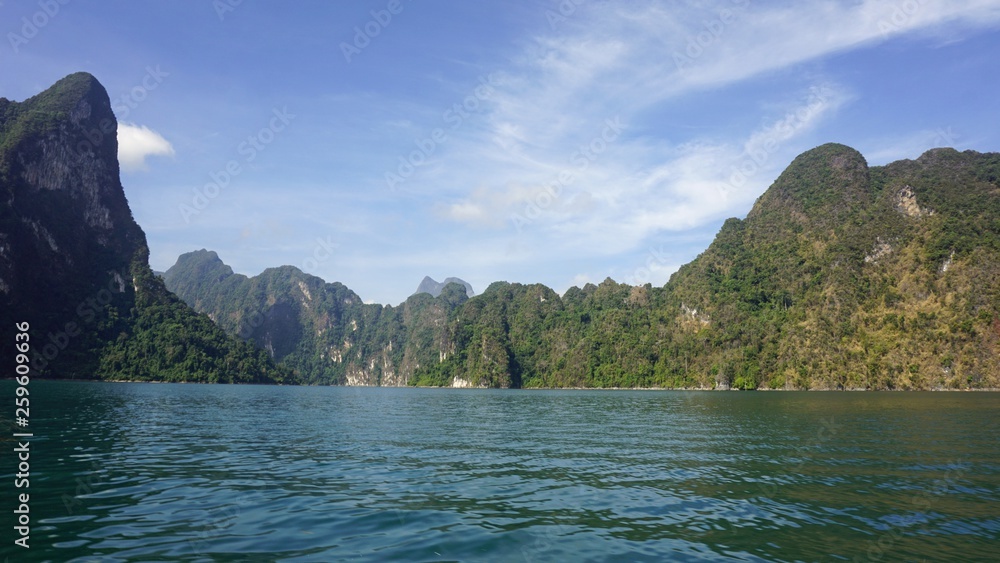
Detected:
left=5, top=73, right=1000, bottom=389
left=415, top=276, right=474, bottom=298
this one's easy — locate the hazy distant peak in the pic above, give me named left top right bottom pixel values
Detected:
left=415, top=276, right=475, bottom=298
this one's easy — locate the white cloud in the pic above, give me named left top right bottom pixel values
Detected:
left=436, top=85, right=848, bottom=259
left=409, top=0, right=1000, bottom=261
left=118, top=122, right=175, bottom=172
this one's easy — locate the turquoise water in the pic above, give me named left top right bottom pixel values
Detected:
left=2, top=382, right=998, bottom=562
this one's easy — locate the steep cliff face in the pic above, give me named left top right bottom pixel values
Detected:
left=2, top=75, right=140, bottom=320
left=1, top=73, right=290, bottom=383
left=163, top=250, right=468, bottom=385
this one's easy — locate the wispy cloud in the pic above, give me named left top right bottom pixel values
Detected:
left=93, top=1, right=1000, bottom=304
left=406, top=0, right=1000, bottom=254
left=118, top=123, right=175, bottom=173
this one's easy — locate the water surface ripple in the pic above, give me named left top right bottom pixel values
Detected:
left=5, top=382, right=998, bottom=562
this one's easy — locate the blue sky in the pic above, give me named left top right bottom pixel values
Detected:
left=3, top=0, right=1000, bottom=305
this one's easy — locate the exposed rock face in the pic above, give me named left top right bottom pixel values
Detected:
left=0, top=73, right=288, bottom=382
left=451, top=377, right=485, bottom=388
left=164, top=250, right=467, bottom=385
left=0, top=74, right=146, bottom=371
left=895, top=185, right=934, bottom=218
left=864, top=237, right=893, bottom=264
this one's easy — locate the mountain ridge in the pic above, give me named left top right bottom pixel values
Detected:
left=6, top=73, right=997, bottom=390
left=166, top=142, right=1000, bottom=389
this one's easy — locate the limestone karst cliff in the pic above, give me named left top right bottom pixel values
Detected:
left=1, top=73, right=290, bottom=383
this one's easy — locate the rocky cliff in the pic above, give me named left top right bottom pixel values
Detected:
left=1, top=73, right=290, bottom=383
left=163, top=250, right=469, bottom=385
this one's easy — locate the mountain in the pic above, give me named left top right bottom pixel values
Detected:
left=0, top=73, right=291, bottom=383
left=167, top=143, right=1000, bottom=390
left=414, top=276, right=475, bottom=298
left=656, top=144, right=1000, bottom=389
left=163, top=250, right=469, bottom=385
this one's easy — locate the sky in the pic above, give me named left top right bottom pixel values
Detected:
left=3, top=0, right=1000, bottom=305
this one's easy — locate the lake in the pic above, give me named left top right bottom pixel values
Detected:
left=3, top=382, right=998, bottom=562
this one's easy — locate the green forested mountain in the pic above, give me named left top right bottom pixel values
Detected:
left=1, top=73, right=292, bottom=383
left=163, top=250, right=469, bottom=385
left=166, top=143, right=1000, bottom=389
left=9, top=73, right=995, bottom=389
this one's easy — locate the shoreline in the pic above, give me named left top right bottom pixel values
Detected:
left=7, top=378, right=1000, bottom=391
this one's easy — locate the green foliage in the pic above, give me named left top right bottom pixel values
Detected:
left=96, top=264, right=294, bottom=383
left=2, top=73, right=291, bottom=385
left=167, top=145, right=1000, bottom=390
